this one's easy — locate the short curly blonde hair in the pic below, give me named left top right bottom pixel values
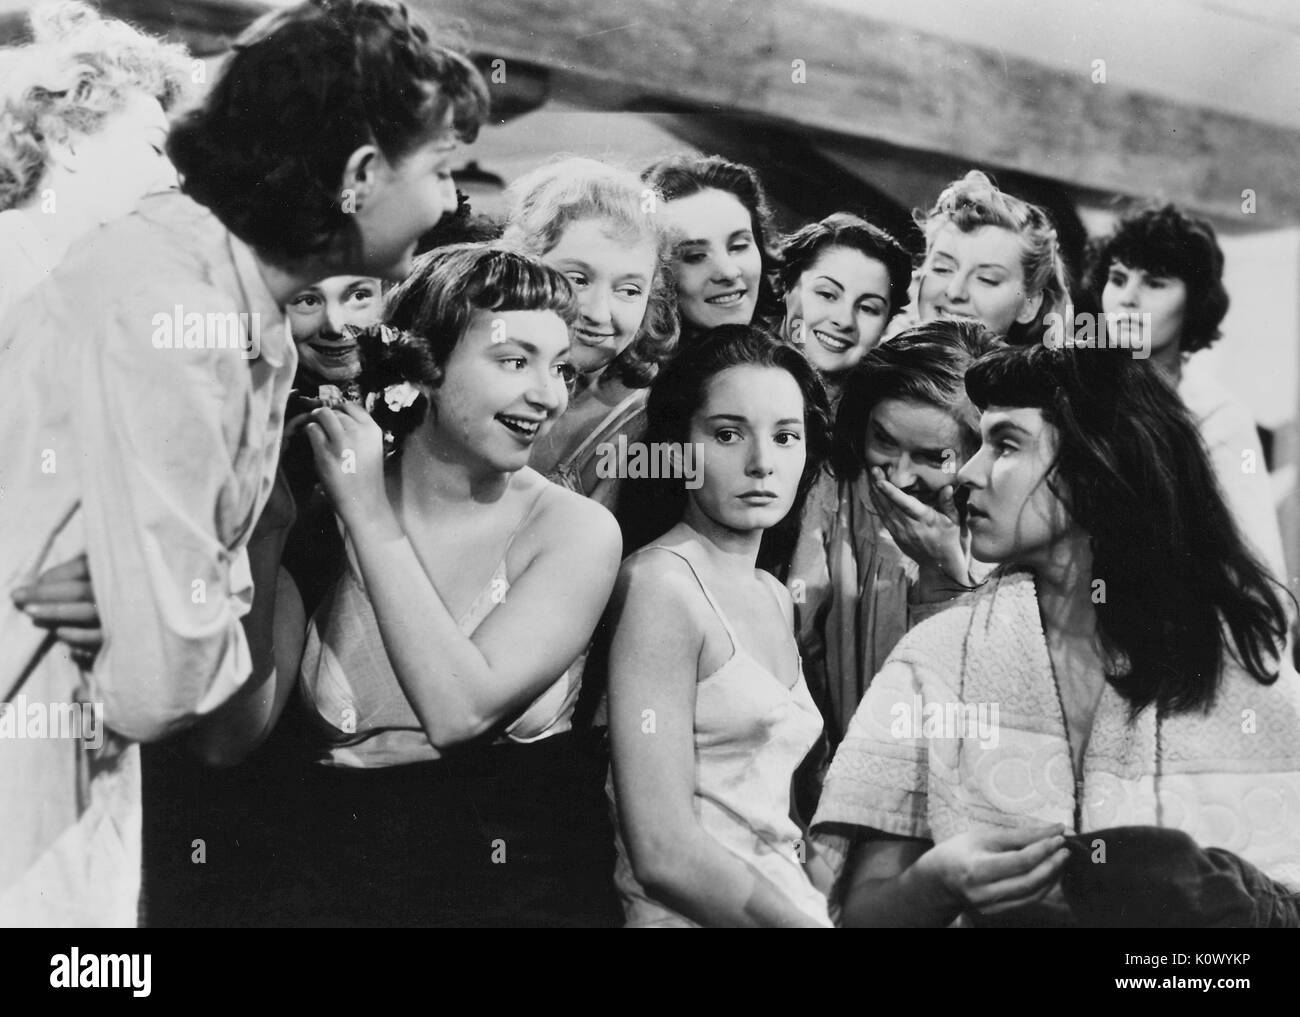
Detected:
left=0, top=1, right=191, bottom=211
left=502, top=156, right=679, bottom=388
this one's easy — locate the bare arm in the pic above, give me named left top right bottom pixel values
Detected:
left=308, top=403, right=621, bottom=749
left=608, top=553, right=829, bottom=928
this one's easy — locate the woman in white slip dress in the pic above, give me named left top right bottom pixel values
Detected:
left=605, top=323, right=836, bottom=927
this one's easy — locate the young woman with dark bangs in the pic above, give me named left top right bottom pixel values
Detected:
left=812, top=342, right=1300, bottom=928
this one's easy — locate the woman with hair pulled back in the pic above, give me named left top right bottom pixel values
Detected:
left=605, top=324, right=836, bottom=927
left=812, top=342, right=1300, bottom=928
left=912, top=170, right=1070, bottom=346
left=502, top=156, right=677, bottom=508
left=642, top=154, right=783, bottom=344
left=786, top=321, right=1001, bottom=749
left=0, top=0, right=190, bottom=318
left=0, top=0, right=487, bottom=927
left=776, top=212, right=913, bottom=408
left=293, top=244, right=623, bottom=926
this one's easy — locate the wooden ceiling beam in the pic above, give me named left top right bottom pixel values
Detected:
left=420, top=0, right=1300, bottom=226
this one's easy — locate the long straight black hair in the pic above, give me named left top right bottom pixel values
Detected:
left=965, top=343, right=1290, bottom=716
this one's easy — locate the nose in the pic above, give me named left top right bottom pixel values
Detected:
left=582, top=286, right=612, bottom=328
left=944, top=270, right=969, bottom=303
left=524, top=366, right=565, bottom=415
left=746, top=436, right=776, bottom=478
left=710, top=252, right=743, bottom=284
left=955, top=444, right=990, bottom=489
left=1116, top=277, right=1140, bottom=308
left=888, top=452, right=918, bottom=493
left=828, top=299, right=856, bottom=334
left=323, top=302, right=349, bottom=338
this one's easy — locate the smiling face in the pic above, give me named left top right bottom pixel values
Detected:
left=865, top=397, right=966, bottom=507
left=287, top=275, right=382, bottom=383
left=352, top=122, right=461, bottom=280
left=427, top=308, right=573, bottom=472
left=785, top=245, right=892, bottom=377
left=957, top=406, right=1078, bottom=567
left=72, top=90, right=176, bottom=224
left=661, top=188, right=762, bottom=332
left=917, top=223, right=1041, bottom=336
left=685, top=364, right=807, bottom=534
left=1101, top=259, right=1188, bottom=356
left=542, top=218, right=656, bottom=374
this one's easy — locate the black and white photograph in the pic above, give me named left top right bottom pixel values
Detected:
left=1, top=0, right=1298, bottom=957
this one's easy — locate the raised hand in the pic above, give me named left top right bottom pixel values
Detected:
left=869, top=467, right=971, bottom=585
left=304, top=401, right=390, bottom=532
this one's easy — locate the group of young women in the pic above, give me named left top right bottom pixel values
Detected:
left=2, top=0, right=1297, bottom=929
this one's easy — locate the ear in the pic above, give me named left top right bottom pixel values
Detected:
left=339, top=143, right=381, bottom=210
left=783, top=292, right=805, bottom=345
left=1015, top=288, right=1045, bottom=325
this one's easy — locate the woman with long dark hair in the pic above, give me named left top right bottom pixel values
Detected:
left=605, top=324, right=835, bottom=926
left=812, top=342, right=1300, bottom=927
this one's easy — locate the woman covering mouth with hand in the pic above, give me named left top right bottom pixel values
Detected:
left=782, top=320, right=1000, bottom=752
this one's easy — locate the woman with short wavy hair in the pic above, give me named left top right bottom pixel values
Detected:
left=0, top=0, right=488, bottom=927
left=502, top=157, right=678, bottom=508
left=293, top=244, right=624, bottom=925
left=1086, top=203, right=1286, bottom=583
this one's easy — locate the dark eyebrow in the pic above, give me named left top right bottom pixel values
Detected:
left=986, top=419, right=1033, bottom=441
left=707, top=413, right=804, bottom=427
left=814, top=276, right=844, bottom=292
left=775, top=418, right=804, bottom=427
left=728, top=229, right=754, bottom=241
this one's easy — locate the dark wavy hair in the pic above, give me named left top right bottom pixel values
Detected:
left=355, top=243, right=578, bottom=445
left=614, top=323, right=832, bottom=568
left=778, top=212, right=913, bottom=322
left=1084, top=203, right=1229, bottom=354
left=642, top=154, right=784, bottom=333
left=964, top=343, right=1289, bottom=717
left=832, top=320, right=1002, bottom=481
left=167, top=0, right=488, bottom=266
